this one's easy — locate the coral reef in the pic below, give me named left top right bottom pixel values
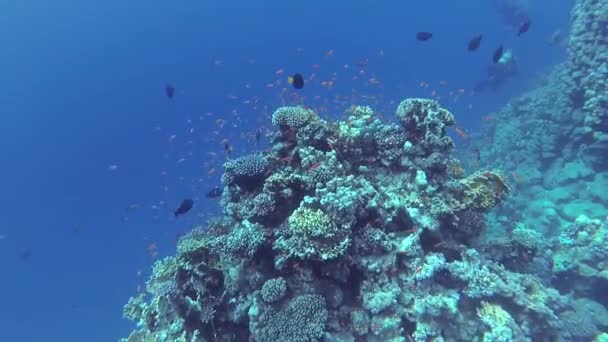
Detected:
left=121, top=92, right=607, bottom=341
left=120, top=1, right=608, bottom=340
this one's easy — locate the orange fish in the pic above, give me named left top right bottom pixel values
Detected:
left=207, top=168, right=217, bottom=176
left=454, top=127, right=468, bottom=140
left=326, top=49, right=334, bottom=57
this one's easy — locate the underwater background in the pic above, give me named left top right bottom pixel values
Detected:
left=3, top=0, right=608, bottom=341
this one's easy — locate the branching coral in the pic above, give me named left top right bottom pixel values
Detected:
left=396, top=98, right=455, bottom=155
left=274, top=205, right=350, bottom=262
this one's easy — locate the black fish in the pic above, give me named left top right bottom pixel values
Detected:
left=255, top=128, right=262, bottom=145
left=205, top=186, right=223, bottom=199
left=165, top=83, right=175, bottom=99
left=291, top=73, right=304, bottom=89
left=174, top=199, right=194, bottom=217
left=467, top=34, right=483, bottom=51
left=416, top=32, right=433, bottom=41
left=492, top=46, right=504, bottom=64
left=518, top=20, right=531, bottom=36
left=224, top=142, right=232, bottom=157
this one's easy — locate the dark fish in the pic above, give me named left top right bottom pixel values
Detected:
left=467, top=34, right=483, bottom=51
left=416, top=32, right=433, bottom=41
left=290, top=73, right=305, bottom=89
left=165, top=83, right=175, bottom=99
left=224, top=142, right=232, bottom=157
left=255, top=128, right=262, bottom=145
left=205, top=186, right=223, bottom=199
left=492, top=46, right=504, bottom=64
left=518, top=20, right=531, bottom=36
left=174, top=199, right=194, bottom=217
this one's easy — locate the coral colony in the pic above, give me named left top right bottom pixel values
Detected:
left=121, top=0, right=608, bottom=340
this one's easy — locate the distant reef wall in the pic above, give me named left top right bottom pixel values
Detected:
left=568, top=0, right=608, bottom=142
left=470, top=0, right=608, bottom=231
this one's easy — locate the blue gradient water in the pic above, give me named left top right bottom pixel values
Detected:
left=0, top=1, right=571, bottom=340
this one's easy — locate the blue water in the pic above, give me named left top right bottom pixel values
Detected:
left=0, top=1, right=572, bottom=340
